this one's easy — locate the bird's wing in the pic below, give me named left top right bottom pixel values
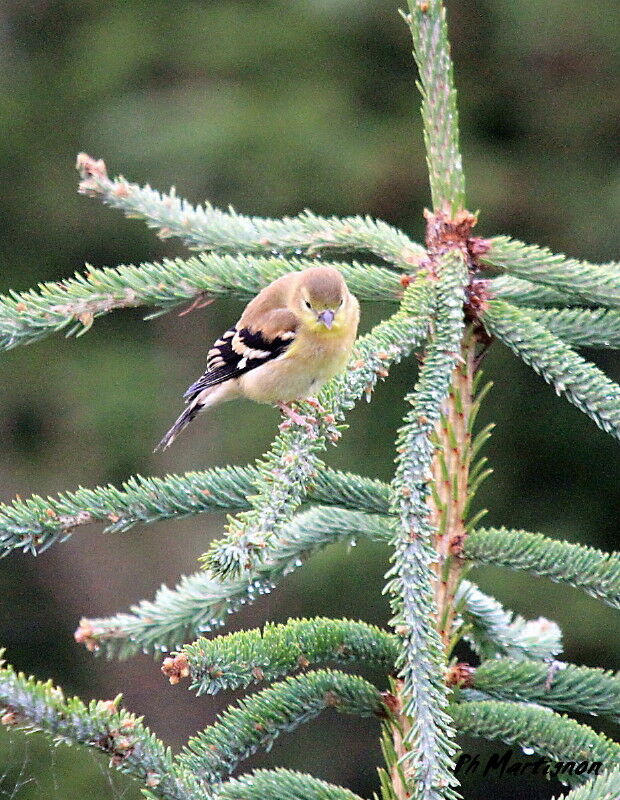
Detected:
left=183, top=308, right=299, bottom=402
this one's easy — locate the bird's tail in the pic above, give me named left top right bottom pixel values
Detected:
left=154, top=383, right=234, bottom=451
left=154, top=402, right=203, bottom=452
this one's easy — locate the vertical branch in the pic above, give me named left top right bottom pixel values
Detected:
left=432, top=328, right=475, bottom=651
left=404, top=0, right=465, bottom=213
left=386, top=2, right=478, bottom=795
left=385, top=322, right=481, bottom=800
left=386, top=248, right=469, bottom=800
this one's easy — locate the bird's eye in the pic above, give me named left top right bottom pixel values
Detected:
left=304, top=300, right=312, bottom=310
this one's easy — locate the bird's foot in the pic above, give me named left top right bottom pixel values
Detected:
left=305, top=397, right=327, bottom=414
left=277, top=403, right=318, bottom=437
left=304, top=397, right=336, bottom=426
left=304, top=397, right=339, bottom=441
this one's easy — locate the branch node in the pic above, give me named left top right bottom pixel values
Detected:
left=445, top=662, right=474, bottom=688
left=74, top=618, right=100, bottom=652
left=424, top=207, right=478, bottom=254
left=161, top=653, right=190, bottom=685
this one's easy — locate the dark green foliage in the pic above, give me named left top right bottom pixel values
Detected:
left=471, top=658, right=620, bottom=722
left=0, top=254, right=403, bottom=351
left=0, top=465, right=390, bottom=557
left=483, top=238, right=620, bottom=308
left=526, top=308, right=620, bottom=349
left=489, top=275, right=596, bottom=308
left=450, top=701, right=620, bottom=787
left=483, top=301, right=620, bottom=440
left=457, top=580, right=563, bottom=661
left=76, top=157, right=423, bottom=264
left=217, top=768, right=365, bottom=800
left=79, top=507, right=392, bottom=658
left=0, top=655, right=205, bottom=800
left=387, top=250, right=468, bottom=798
left=465, top=527, right=620, bottom=609
left=551, top=769, right=620, bottom=800
left=178, top=670, right=383, bottom=782
left=405, top=0, right=465, bottom=212
left=182, top=618, right=399, bottom=696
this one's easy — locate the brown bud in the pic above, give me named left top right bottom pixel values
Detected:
left=74, top=618, right=100, bottom=652
left=76, top=153, right=108, bottom=180
left=468, top=236, right=491, bottom=256
left=112, top=182, right=130, bottom=198
left=114, top=736, right=134, bottom=752
left=78, top=311, right=94, bottom=328
left=161, top=653, right=190, bottom=685
left=445, top=662, right=474, bottom=688
left=381, top=691, right=401, bottom=715
left=145, top=773, right=161, bottom=788
left=99, top=699, right=120, bottom=714
left=323, top=690, right=340, bottom=707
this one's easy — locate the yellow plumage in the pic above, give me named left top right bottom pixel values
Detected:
left=156, top=266, right=360, bottom=450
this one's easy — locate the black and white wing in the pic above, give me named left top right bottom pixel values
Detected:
left=183, top=320, right=297, bottom=403
left=155, top=308, right=298, bottom=451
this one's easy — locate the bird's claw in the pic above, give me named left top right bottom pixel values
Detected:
left=305, top=397, right=328, bottom=414
left=304, top=398, right=338, bottom=429
left=277, top=401, right=341, bottom=442
left=278, top=404, right=319, bottom=437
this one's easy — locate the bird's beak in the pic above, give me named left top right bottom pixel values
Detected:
left=317, top=309, right=335, bottom=329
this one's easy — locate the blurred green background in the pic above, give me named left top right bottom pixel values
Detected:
left=0, top=0, right=619, bottom=797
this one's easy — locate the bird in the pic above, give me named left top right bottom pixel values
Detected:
left=155, top=265, right=360, bottom=451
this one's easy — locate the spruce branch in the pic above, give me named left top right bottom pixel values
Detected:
left=75, top=506, right=392, bottom=657
left=76, top=154, right=426, bottom=267
left=430, top=327, right=478, bottom=655
left=176, top=618, right=398, bottom=695
left=450, top=701, right=620, bottom=786
left=456, top=580, right=563, bottom=661
left=403, top=1, right=465, bottom=212
left=202, top=429, right=328, bottom=579
left=464, top=527, right=620, bottom=610
left=67, top=499, right=552, bottom=666
left=525, top=308, right=620, bottom=349
left=483, top=237, right=620, bottom=308
left=216, top=769, right=365, bottom=800
left=489, top=275, right=598, bottom=308
left=483, top=300, right=620, bottom=441
left=176, top=670, right=383, bottom=783
left=0, top=466, right=390, bottom=557
left=551, top=769, right=620, bottom=800
left=469, top=658, right=620, bottom=723
left=0, top=254, right=402, bottom=353
left=0, top=652, right=205, bottom=800
left=386, top=249, right=468, bottom=800
left=203, top=275, right=435, bottom=580
left=76, top=551, right=547, bottom=666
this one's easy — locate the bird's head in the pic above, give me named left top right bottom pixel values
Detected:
left=294, top=266, right=350, bottom=333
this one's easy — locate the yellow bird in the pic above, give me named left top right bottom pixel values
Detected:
left=156, top=266, right=360, bottom=450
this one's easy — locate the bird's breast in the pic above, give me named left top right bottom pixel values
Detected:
left=238, top=332, right=353, bottom=405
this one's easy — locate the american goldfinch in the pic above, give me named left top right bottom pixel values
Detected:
left=156, top=266, right=360, bottom=450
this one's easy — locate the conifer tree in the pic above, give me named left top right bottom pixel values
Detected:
left=1, top=2, right=619, bottom=798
